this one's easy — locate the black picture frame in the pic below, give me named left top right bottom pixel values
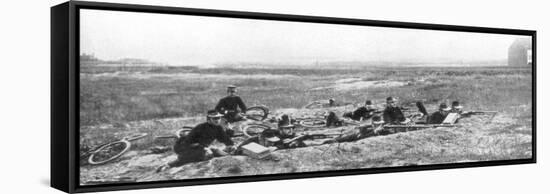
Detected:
left=51, top=1, right=536, bottom=193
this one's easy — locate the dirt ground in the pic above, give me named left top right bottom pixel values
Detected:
left=79, top=102, right=532, bottom=185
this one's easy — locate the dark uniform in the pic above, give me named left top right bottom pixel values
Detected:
left=344, top=107, right=376, bottom=121
left=428, top=103, right=451, bottom=124
left=337, top=126, right=374, bottom=142
left=215, top=96, right=247, bottom=122
left=168, top=122, right=234, bottom=167
left=277, top=114, right=295, bottom=127
left=326, top=111, right=344, bottom=127
left=383, top=106, right=406, bottom=124
left=323, top=125, right=376, bottom=144
left=428, top=111, right=448, bottom=124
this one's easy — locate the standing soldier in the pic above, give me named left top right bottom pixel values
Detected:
left=157, top=110, right=235, bottom=172
left=215, top=85, right=247, bottom=123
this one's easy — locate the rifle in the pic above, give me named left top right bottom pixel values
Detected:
left=383, top=124, right=461, bottom=128
left=283, top=133, right=341, bottom=145
left=461, top=111, right=497, bottom=117
left=460, top=111, right=498, bottom=123
left=380, top=124, right=459, bottom=133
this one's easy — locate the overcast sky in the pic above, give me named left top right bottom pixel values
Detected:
left=80, top=9, right=530, bottom=66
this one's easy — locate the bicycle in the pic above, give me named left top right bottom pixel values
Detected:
left=240, top=115, right=328, bottom=137
left=242, top=106, right=269, bottom=121
left=220, top=106, right=270, bottom=136
left=241, top=123, right=274, bottom=137
left=82, top=133, right=149, bottom=165
left=241, top=116, right=362, bottom=137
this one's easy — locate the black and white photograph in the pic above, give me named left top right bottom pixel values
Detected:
left=77, top=8, right=533, bottom=186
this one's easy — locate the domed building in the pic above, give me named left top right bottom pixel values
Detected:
left=508, top=38, right=532, bottom=66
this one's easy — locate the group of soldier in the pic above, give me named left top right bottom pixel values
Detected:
left=157, top=85, right=465, bottom=172
left=337, top=96, right=463, bottom=125
left=321, top=96, right=463, bottom=144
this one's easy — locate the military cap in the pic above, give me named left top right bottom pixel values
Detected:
left=206, top=110, right=223, bottom=118
left=451, top=101, right=463, bottom=109
left=439, top=103, right=451, bottom=111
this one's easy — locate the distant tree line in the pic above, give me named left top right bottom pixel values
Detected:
left=80, top=53, right=162, bottom=66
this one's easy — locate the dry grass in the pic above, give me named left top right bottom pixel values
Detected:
left=80, top=66, right=531, bottom=125
left=79, top=65, right=532, bottom=184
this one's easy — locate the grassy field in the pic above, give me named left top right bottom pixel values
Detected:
left=80, top=65, right=531, bottom=125
left=79, top=65, right=533, bottom=184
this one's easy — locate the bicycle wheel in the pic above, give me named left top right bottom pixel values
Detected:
left=242, top=123, right=271, bottom=138
left=79, top=141, right=109, bottom=159
left=244, top=106, right=269, bottom=121
left=298, top=118, right=327, bottom=128
left=124, top=133, right=149, bottom=141
left=88, top=140, right=131, bottom=165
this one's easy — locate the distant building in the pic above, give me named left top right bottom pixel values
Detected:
left=508, top=38, right=532, bottom=66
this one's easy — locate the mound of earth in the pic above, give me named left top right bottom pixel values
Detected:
left=80, top=104, right=531, bottom=185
